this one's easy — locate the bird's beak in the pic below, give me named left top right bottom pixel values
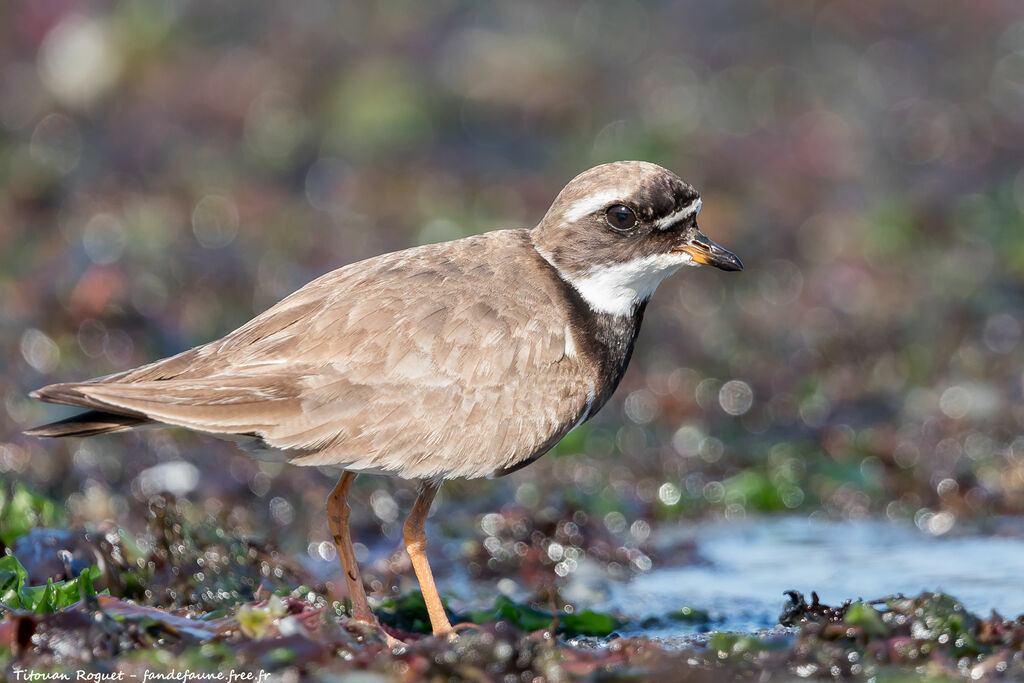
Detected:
left=674, top=231, right=744, bottom=271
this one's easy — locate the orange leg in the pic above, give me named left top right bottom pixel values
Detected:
left=326, top=472, right=376, bottom=624
left=403, top=479, right=454, bottom=638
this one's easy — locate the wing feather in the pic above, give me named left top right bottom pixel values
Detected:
left=30, top=230, right=594, bottom=478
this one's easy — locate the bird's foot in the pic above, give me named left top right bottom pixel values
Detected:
left=346, top=616, right=408, bottom=649
left=382, top=630, right=407, bottom=650
left=435, top=621, right=477, bottom=642
left=434, top=629, right=458, bottom=643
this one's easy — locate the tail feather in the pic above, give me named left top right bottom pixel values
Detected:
left=24, top=410, right=149, bottom=438
left=30, top=382, right=134, bottom=413
left=27, top=380, right=150, bottom=438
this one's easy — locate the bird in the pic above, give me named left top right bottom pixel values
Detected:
left=26, top=160, right=742, bottom=642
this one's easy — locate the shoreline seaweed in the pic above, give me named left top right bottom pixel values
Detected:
left=4, top=497, right=1023, bottom=681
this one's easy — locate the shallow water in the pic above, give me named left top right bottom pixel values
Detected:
left=603, top=516, right=1024, bottom=638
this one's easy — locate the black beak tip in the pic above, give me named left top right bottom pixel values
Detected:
left=712, top=252, right=743, bottom=272
left=691, top=232, right=744, bottom=272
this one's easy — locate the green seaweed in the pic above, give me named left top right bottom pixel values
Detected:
left=379, top=592, right=622, bottom=637
left=465, top=595, right=622, bottom=636
left=844, top=601, right=888, bottom=638
left=0, top=555, right=100, bottom=613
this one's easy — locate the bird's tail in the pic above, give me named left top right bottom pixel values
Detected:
left=24, top=411, right=148, bottom=437
left=25, top=382, right=150, bottom=437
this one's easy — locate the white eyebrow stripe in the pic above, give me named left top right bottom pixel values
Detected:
left=563, top=189, right=628, bottom=223
left=654, top=197, right=702, bottom=231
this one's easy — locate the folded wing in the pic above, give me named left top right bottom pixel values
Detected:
left=28, top=231, right=591, bottom=478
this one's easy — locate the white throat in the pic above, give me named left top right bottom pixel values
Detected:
left=535, top=246, right=697, bottom=316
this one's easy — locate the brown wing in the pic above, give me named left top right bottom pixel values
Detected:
left=30, top=230, right=593, bottom=479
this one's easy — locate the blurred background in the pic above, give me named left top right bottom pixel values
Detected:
left=2, top=0, right=1023, bottom=599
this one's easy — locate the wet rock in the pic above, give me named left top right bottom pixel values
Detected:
left=12, top=528, right=97, bottom=585
left=779, top=590, right=850, bottom=626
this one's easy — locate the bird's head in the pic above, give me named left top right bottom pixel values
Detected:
left=532, top=161, right=742, bottom=316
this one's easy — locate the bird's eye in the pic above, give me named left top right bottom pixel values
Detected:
left=605, top=204, right=637, bottom=231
